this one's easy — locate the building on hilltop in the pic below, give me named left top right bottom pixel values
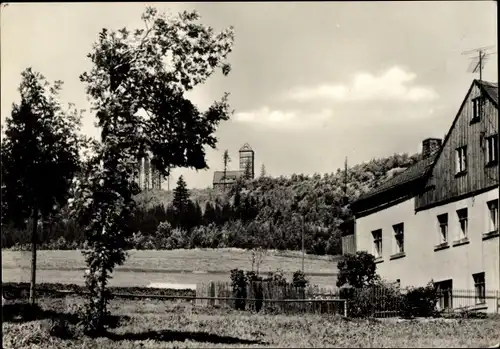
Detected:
left=344, top=79, right=499, bottom=313
left=213, top=143, right=255, bottom=190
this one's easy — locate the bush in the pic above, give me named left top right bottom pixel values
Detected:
left=339, top=282, right=401, bottom=318
left=230, top=269, right=247, bottom=311
left=400, top=282, right=439, bottom=318
left=336, top=251, right=379, bottom=288
left=292, top=270, right=309, bottom=289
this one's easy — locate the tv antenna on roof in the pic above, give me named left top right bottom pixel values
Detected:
left=461, top=45, right=496, bottom=81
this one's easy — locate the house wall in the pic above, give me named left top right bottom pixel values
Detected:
left=416, top=82, right=498, bottom=210
left=356, top=187, right=499, bottom=312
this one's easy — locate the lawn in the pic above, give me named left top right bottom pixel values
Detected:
left=3, top=296, right=500, bottom=348
left=2, top=249, right=339, bottom=288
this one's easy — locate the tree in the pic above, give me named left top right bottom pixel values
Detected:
left=336, top=251, right=379, bottom=288
left=244, top=160, right=252, bottom=180
left=172, top=175, right=190, bottom=214
left=71, top=6, right=234, bottom=333
left=222, top=149, right=231, bottom=190
left=260, top=163, right=266, bottom=178
left=1, top=68, right=82, bottom=305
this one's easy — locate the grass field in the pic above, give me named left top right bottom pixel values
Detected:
left=2, top=249, right=339, bottom=289
left=3, top=296, right=500, bottom=348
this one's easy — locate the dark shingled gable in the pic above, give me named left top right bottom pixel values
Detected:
left=213, top=170, right=243, bottom=184
left=478, top=80, right=498, bottom=105
left=355, top=154, right=437, bottom=204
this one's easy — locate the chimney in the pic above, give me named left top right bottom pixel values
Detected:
left=422, top=138, right=442, bottom=159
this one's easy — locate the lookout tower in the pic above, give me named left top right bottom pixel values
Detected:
left=239, top=143, right=255, bottom=179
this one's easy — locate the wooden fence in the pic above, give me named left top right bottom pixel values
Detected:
left=196, top=281, right=500, bottom=317
left=195, top=281, right=345, bottom=315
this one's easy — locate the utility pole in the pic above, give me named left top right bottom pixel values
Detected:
left=301, top=215, right=305, bottom=273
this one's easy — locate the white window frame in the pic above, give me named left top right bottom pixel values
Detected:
left=487, top=200, right=498, bottom=232
left=393, top=223, right=404, bottom=254
left=372, top=229, right=383, bottom=258
left=486, top=135, right=498, bottom=164
left=455, top=146, right=467, bottom=173
left=456, top=208, right=468, bottom=240
left=472, top=96, right=484, bottom=121
left=473, top=272, right=486, bottom=305
left=437, top=213, right=448, bottom=244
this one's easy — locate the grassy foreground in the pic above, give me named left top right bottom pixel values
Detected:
left=3, top=296, right=500, bottom=348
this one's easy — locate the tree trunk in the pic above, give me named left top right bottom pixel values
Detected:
left=29, top=207, right=39, bottom=306
left=98, top=266, right=107, bottom=332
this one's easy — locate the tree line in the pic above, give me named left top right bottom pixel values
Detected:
left=2, top=152, right=420, bottom=255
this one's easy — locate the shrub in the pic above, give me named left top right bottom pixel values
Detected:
left=340, top=280, right=402, bottom=318
left=336, top=251, right=379, bottom=288
left=246, top=271, right=264, bottom=312
left=292, top=270, right=309, bottom=289
left=400, top=282, right=439, bottom=318
left=230, top=269, right=247, bottom=311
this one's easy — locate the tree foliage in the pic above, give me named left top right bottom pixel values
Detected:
left=70, top=6, right=234, bottom=333
left=336, top=251, right=379, bottom=288
left=1, top=68, right=83, bottom=304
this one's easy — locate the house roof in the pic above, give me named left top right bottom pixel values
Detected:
left=213, top=170, right=243, bottom=184
left=354, top=154, right=437, bottom=204
left=478, top=80, right=498, bottom=105
left=352, top=79, right=498, bottom=212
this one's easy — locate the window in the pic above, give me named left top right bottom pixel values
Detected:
left=435, top=279, right=453, bottom=310
left=455, top=146, right=467, bottom=173
left=487, top=200, right=498, bottom=232
left=485, top=135, right=498, bottom=164
left=456, top=208, right=468, bottom=239
left=437, top=213, right=448, bottom=244
left=473, top=272, right=486, bottom=305
left=393, top=223, right=404, bottom=254
left=372, top=229, right=383, bottom=258
left=472, top=96, right=484, bottom=121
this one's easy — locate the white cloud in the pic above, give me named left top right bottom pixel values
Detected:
left=234, top=107, right=333, bottom=129
left=285, top=66, right=439, bottom=102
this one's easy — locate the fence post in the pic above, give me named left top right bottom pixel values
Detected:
left=344, top=299, right=348, bottom=317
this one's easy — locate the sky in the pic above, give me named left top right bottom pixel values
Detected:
left=1, top=2, right=497, bottom=189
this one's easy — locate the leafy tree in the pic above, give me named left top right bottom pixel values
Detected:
left=71, top=6, right=234, bottom=333
left=336, top=251, right=379, bottom=288
left=222, top=149, right=231, bottom=190
left=1, top=68, right=82, bottom=305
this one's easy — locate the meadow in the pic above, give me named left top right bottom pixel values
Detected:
left=3, top=296, right=500, bottom=348
left=1, top=248, right=340, bottom=288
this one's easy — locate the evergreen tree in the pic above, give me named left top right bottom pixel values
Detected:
left=203, top=202, right=217, bottom=225
left=260, top=163, right=266, bottom=178
left=244, top=160, right=252, bottom=180
left=222, top=150, right=231, bottom=190
left=173, top=175, right=190, bottom=214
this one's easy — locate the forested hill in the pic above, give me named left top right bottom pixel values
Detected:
left=139, top=152, right=420, bottom=210
left=130, top=152, right=421, bottom=255
left=2, top=152, right=420, bottom=254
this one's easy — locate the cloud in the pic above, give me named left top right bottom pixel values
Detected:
left=233, top=107, right=333, bottom=129
left=285, top=66, right=439, bottom=103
